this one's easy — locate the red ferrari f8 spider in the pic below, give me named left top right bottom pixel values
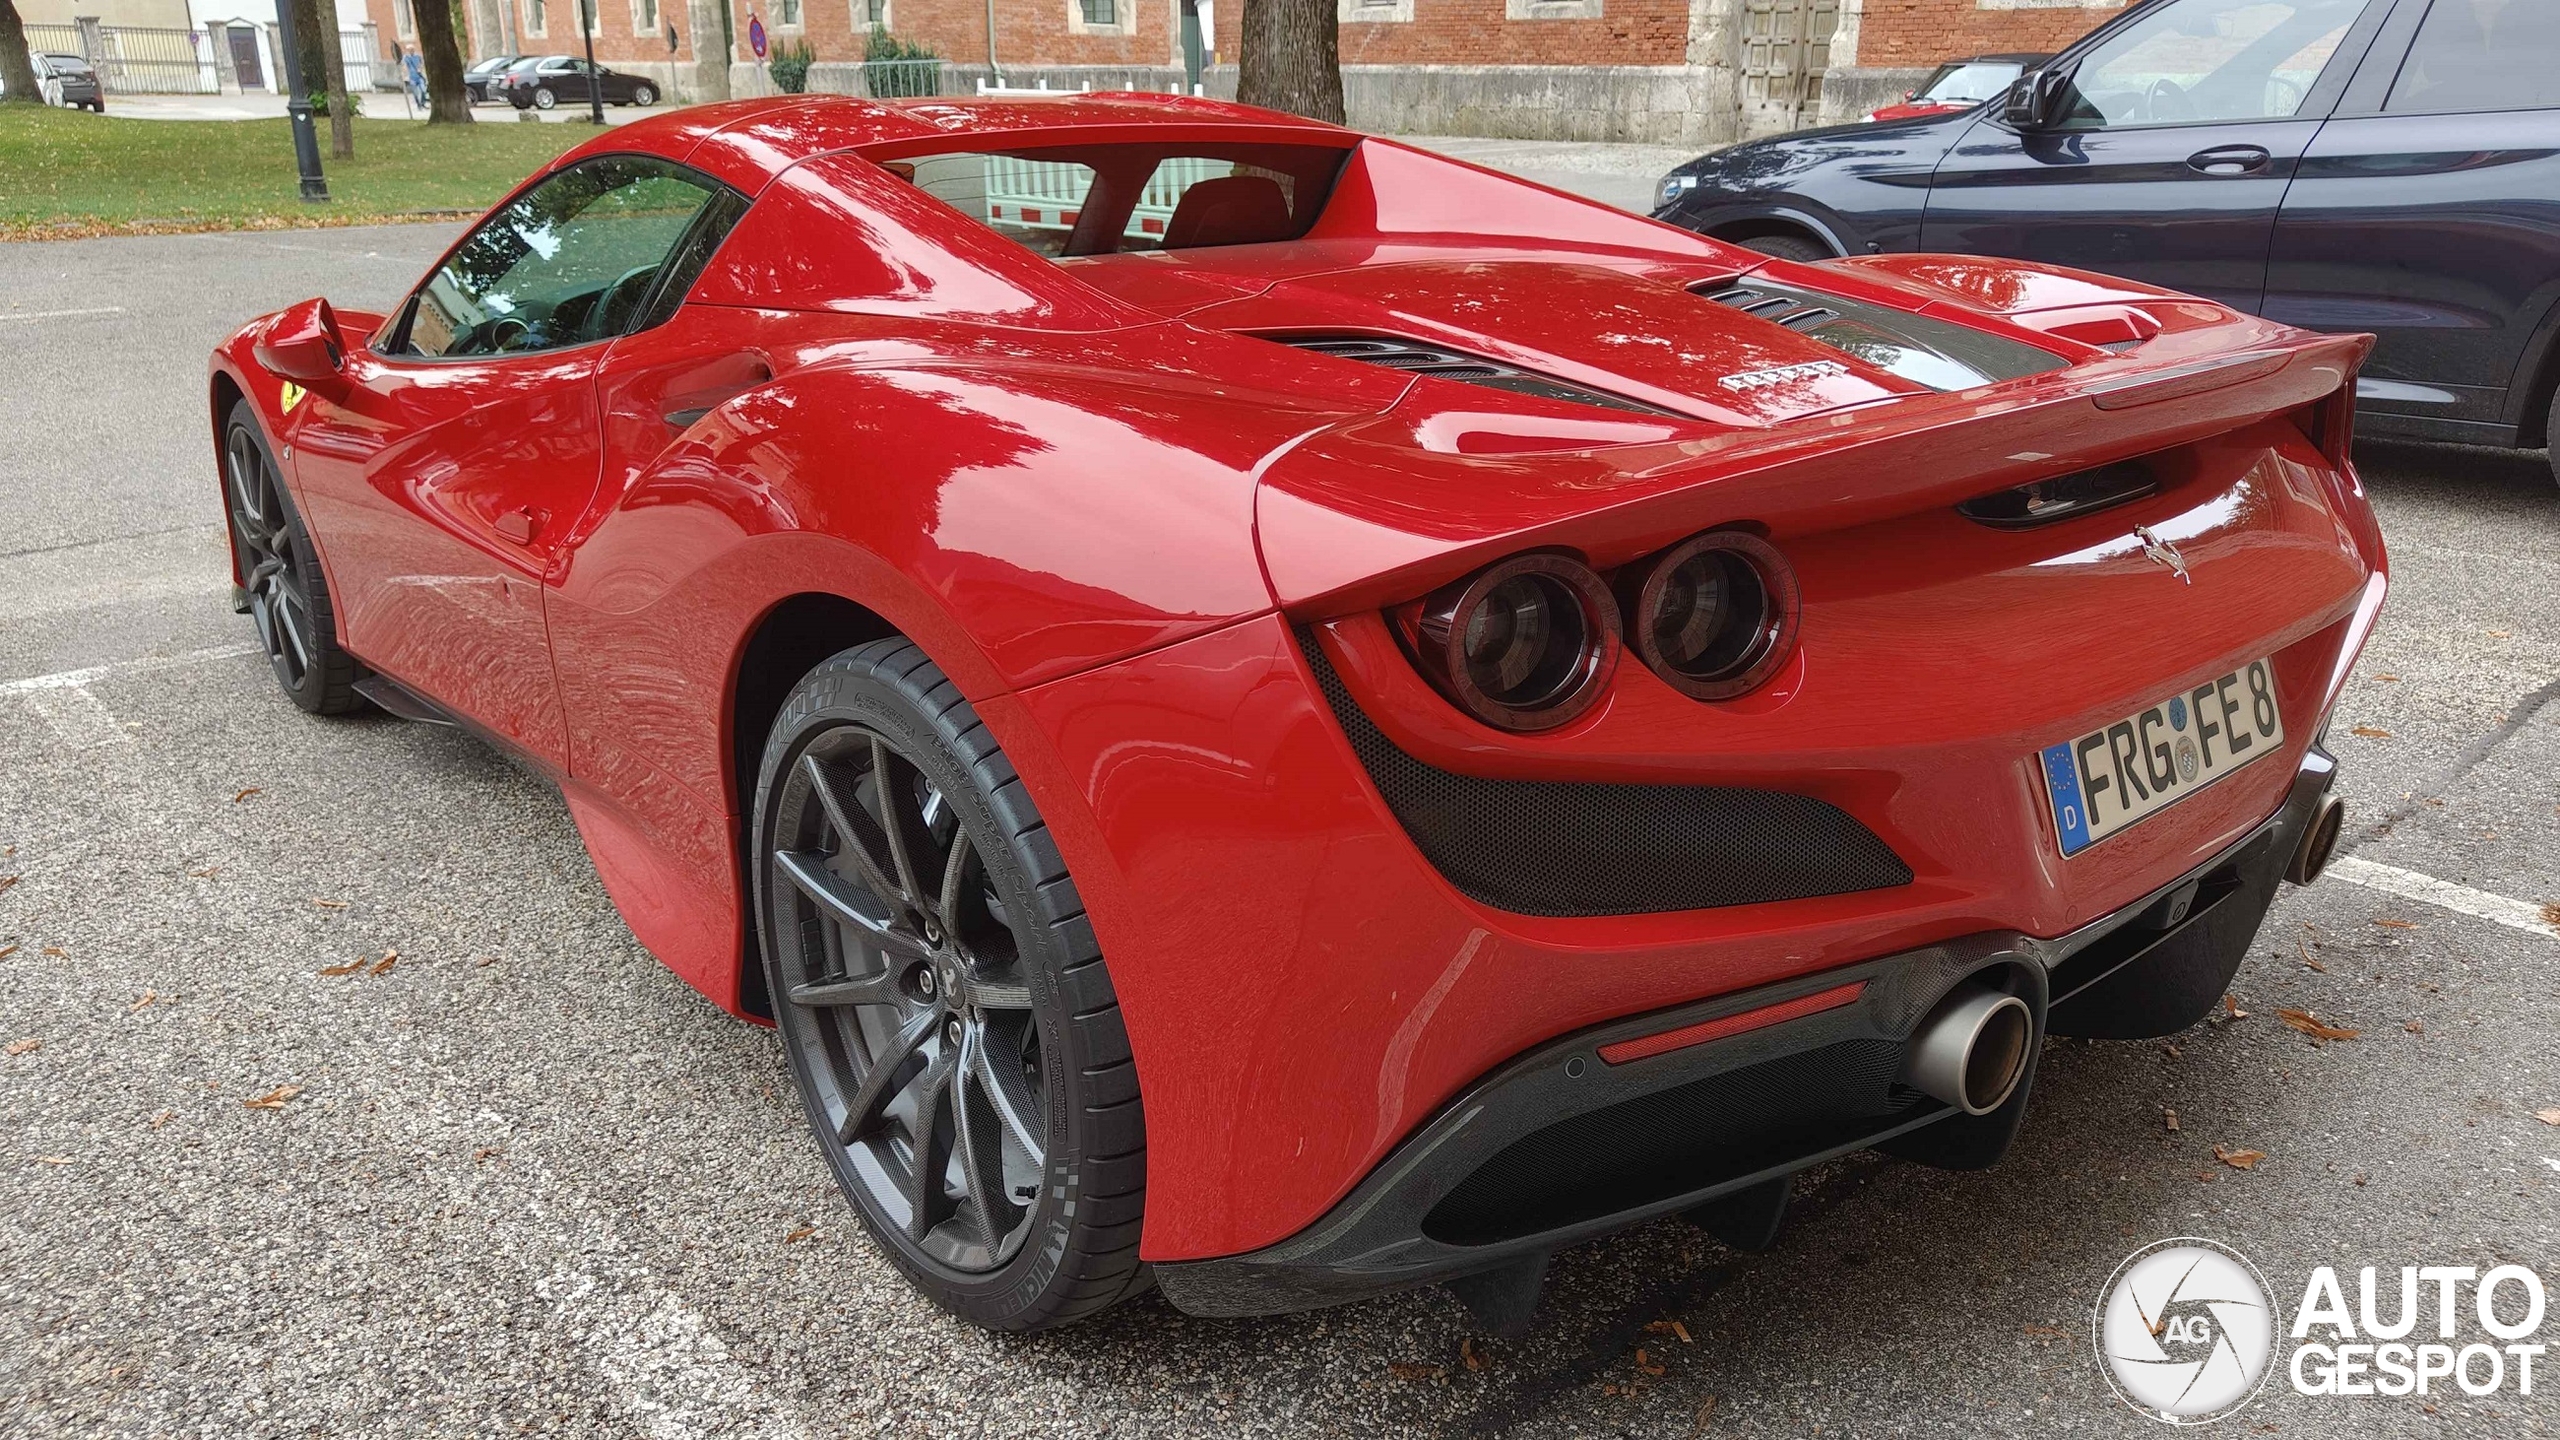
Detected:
left=212, top=93, right=2384, bottom=1332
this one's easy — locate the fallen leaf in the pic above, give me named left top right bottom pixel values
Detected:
left=311, top=898, right=348, bottom=910
left=126, top=991, right=157, bottom=1013
left=1672, top=1319, right=1692, bottom=1344
left=242, top=1085, right=302, bottom=1110
left=783, top=1224, right=817, bottom=1244
left=2298, top=938, right=2326, bottom=973
left=0, top=946, right=17, bottom=962
left=2022, top=1323, right=2063, bottom=1339
left=318, top=959, right=367, bottom=977
left=472, top=955, right=500, bottom=968
left=2533, top=1109, right=2560, bottom=1127
left=473, top=1146, right=503, bottom=1162
left=2350, top=725, right=2391, bottom=739
left=1461, top=1335, right=1485, bottom=1371
left=2214, top=1145, right=2267, bottom=1171
left=1387, top=1361, right=1442, bottom=1383
left=232, top=787, right=261, bottom=803
left=149, top=1110, right=174, bottom=1129
left=36, top=1156, right=73, bottom=1166
left=2372, top=918, right=2417, bottom=930
left=368, top=950, right=399, bottom=976
left=0, top=875, right=17, bottom=895
left=1689, top=1395, right=1719, bottom=1437
left=2405, top=1021, right=2424, bottom=1034
left=2276, top=1007, right=2361, bottom=1042
left=2375, top=673, right=2400, bottom=682
left=2542, top=902, right=2560, bottom=928
left=2354, top=1173, right=2369, bottom=1186
left=2223, top=994, right=2249, bottom=1020
left=2487, top=629, right=2511, bottom=639
left=40, top=947, right=64, bottom=957
left=2164, top=1108, right=2180, bottom=1132
left=187, top=866, right=221, bottom=878
left=5, top=1038, right=40, bottom=1057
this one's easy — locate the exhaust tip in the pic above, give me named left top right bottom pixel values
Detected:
left=1906, top=982, right=2033, bottom=1117
left=2289, top=794, right=2345, bottom=886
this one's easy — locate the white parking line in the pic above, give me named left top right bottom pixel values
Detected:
left=0, top=642, right=259, bottom=695
left=2326, top=855, right=2560, bottom=941
left=0, top=305, right=128, bottom=324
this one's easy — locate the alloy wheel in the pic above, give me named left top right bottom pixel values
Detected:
left=224, top=425, right=317, bottom=691
left=768, top=725, right=1049, bottom=1273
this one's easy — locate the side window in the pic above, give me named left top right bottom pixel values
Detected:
left=2386, top=0, right=2560, bottom=115
left=2055, top=0, right=2373, bottom=129
left=399, top=157, right=728, bottom=359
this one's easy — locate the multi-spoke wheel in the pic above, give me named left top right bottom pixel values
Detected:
left=755, top=640, right=1149, bottom=1330
left=222, top=400, right=360, bottom=714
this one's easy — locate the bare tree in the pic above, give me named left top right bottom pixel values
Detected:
left=0, top=0, right=46, bottom=106
left=413, top=0, right=473, bottom=123
left=1236, top=0, right=1343, bottom=124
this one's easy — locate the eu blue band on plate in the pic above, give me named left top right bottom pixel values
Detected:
left=2043, top=741, right=2091, bottom=856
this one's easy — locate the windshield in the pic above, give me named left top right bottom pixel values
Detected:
left=1917, top=61, right=2025, bottom=103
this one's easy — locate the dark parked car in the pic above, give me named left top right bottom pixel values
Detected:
left=1655, top=0, right=2560, bottom=476
left=1866, top=53, right=2048, bottom=124
left=463, top=54, right=524, bottom=104
left=2, top=52, right=105, bottom=110
left=497, top=54, right=660, bottom=111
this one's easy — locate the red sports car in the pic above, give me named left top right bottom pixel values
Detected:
left=1867, top=53, right=2050, bottom=123
left=211, top=93, right=2384, bottom=1333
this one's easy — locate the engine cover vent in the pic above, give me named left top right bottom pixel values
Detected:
left=1273, top=335, right=1672, bottom=415
left=1699, top=281, right=2069, bottom=392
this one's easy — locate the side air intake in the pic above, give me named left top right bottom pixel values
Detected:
left=1272, top=335, right=1672, bottom=415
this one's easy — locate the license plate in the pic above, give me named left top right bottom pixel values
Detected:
left=2039, top=658, right=2285, bottom=857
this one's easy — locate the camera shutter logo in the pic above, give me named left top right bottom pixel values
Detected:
left=2097, top=1239, right=2280, bottom=1424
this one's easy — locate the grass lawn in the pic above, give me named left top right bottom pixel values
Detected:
left=0, top=107, right=590, bottom=240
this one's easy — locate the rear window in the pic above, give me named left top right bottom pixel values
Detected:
left=885, top=142, right=1349, bottom=258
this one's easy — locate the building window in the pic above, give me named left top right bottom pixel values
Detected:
left=1338, top=0, right=1412, bottom=21
left=1068, top=0, right=1124, bottom=31
left=1504, top=0, right=1601, bottom=17
left=392, top=0, right=415, bottom=37
left=1080, top=0, right=1114, bottom=22
left=528, top=0, right=546, bottom=37
left=776, top=0, right=802, bottom=26
left=860, top=0, right=887, bottom=25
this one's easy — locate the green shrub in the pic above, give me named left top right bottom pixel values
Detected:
left=768, top=37, right=816, bottom=94
left=861, top=27, right=941, bottom=98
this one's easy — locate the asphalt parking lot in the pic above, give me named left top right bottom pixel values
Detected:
left=3, top=158, right=2557, bottom=1439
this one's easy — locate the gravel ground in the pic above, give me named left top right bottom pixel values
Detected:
left=2, top=149, right=2556, bottom=1439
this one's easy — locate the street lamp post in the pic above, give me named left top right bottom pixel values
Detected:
left=268, top=0, right=329, bottom=201
left=580, top=0, right=606, bottom=124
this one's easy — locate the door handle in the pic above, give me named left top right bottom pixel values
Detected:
left=2186, top=145, right=2271, bottom=177
left=494, top=505, right=545, bottom=545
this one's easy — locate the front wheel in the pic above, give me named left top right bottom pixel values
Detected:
left=221, top=400, right=362, bottom=714
left=532, top=86, right=556, bottom=110
left=631, top=83, right=657, bottom=106
left=2545, top=385, right=2559, bottom=490
left=753, top=641, right=1149, bottom=1331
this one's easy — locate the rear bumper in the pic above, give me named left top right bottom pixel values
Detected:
left=1151, top=742, right=2336, bottom=1318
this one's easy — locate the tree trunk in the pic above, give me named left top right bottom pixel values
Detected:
left=413, top=0, right=473, bottom=123
left=0, top=0, right=46, bottom=106
left=296, top=0, right=355, bottom=157
left=1236, top=0, right=1343, bottom=125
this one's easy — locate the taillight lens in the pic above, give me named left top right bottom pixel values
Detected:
left=1414, top=554, right=1617, bottom=730
left=1623, top=531, right=1798, bottom=699
left=2294, top=380, right=2358, bottom=466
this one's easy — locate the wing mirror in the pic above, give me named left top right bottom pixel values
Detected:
left=253, top=297, right=349, bottom=386
left=2003, top=68, right=2074, bottom=132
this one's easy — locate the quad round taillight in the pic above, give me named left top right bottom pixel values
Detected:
left=1415, top=553, right=1618, bottom=731
left=1623, top=531, right=1798, bottom=700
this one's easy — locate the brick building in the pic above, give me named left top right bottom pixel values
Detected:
left=373, top=0, right=2130, bottom=148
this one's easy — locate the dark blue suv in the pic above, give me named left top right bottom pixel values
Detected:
left=1654, top=0, right=2560, bottom=478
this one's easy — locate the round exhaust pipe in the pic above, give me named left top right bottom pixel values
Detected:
left=1905, top=982, right=2033, bottom=1117
left=2288, top=794, right=2346, bottom=886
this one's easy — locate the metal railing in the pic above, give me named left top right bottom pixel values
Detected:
left=858, top=58, right=945, bottom=99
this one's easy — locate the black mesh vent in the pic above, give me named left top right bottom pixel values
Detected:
left=1271, top=335, right=1673, bottom=415
left=1299, top=632, right=1913, bottom=917
left=1424, top=1038, right=1931, bottom=1246
left=1702, top=284, right=1843, bottom=331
